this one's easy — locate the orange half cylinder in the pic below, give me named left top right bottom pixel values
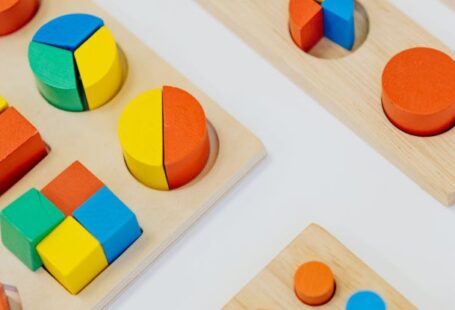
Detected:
left=289, top=0, right=323, bottom=52
left=382, top=47, right=455, bottom=136
left=0, top=0, right=39, bottom=36
left=163, top=86, right=210, bottom=189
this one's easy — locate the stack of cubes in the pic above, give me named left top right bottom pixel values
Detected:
left=0, top=161, right=141, bottom=294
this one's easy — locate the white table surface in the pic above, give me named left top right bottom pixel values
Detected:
left=92, top=0, right=455, bottom=309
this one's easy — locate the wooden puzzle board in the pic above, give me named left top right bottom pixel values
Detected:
left=197, top=0, right=455, bottom=206
left=0, top=0, right=266, bottom=308
left=224, top=224, right=415, bottom=309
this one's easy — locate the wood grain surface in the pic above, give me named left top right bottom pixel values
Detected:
left=197, top=0, right=455, bottom=205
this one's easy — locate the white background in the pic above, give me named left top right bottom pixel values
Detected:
left=92, top=0, right=455, bottom=309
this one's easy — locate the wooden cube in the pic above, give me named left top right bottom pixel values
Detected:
left=36, top=217, right=108, bottom=294
left=0, top=107, right=47, bottom=194
left=41, top=161, right=103, bottom=216
left=0, top=188, right=64, bottom=270
left=73, top=186, right=141, bottom=263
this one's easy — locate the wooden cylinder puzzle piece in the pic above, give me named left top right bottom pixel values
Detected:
left=28, top=13, right=123, bottom=112
left=289, top=0, right=355, bottom=51
left=0, top=107, right=48, bottom=195
left=163, top=86, right=210, bottom=189
left=118, top=86, right=210, bottom=190
left=346, top=290, right=386, bottom=310
left=0, top=0, right=39, bottom=36
left=294, top=261, right=335, bottom=306
left=74, top=26, right=122, bottom=110
left=289, top=0, right=323, bottom=52
left=382, top=47, right=455, bottom=136
left=118, top=88, right=169, bottom=190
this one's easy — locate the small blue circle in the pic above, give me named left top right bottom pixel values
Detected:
left=346, top=290, right=386, bottom=310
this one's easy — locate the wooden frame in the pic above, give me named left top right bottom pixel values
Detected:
left=197, top=0, right=455, bottom=205
left=224, top=224, right=415, bottom=309
left=0, top=0, right=266, bottom=308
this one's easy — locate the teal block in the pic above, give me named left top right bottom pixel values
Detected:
left=0, top=188, right=65, bottom=270
left=322, top=0, right=355, bottom=50
left=28, top=41, right=86, bottom=112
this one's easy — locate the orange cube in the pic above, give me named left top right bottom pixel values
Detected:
left=41, top=161, right=104, bottom=216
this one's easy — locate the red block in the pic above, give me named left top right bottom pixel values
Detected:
left=0, top=107, right=47, bottom=194
left=41, top=161, right=104, bottom=216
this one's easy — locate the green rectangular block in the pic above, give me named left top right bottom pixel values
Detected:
left=0, top=188, right=65, bottom=271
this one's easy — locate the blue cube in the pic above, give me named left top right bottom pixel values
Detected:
left=73, top=186, right=141, bottom=263
left=322, top=0, right=355, bottom=50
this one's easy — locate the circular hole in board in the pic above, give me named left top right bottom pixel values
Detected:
left=290, top=1, right=370, bottom=59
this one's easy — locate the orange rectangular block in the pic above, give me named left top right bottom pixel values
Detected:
left=0, top=283, right=10, bottom=310
left=0, top=107, right=47, bottom=194
left=41, top=161, right=104, bottom=216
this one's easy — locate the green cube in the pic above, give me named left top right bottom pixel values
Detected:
left=0, top=188, right=65, bottom=270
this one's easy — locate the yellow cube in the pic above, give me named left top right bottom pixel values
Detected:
left=36, top=217, right=108, bottom=294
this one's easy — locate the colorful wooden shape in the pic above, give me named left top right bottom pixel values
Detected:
left=73, top=186, right=141, bottom=263
left=36, top=217, right=108, bottom=294
left=0, top=284, right=10, bottom=310
left=28, top=42, right=85, bottom=112
left=41, top=161, right=104, bottom=216
left=0, top=107, right=47, bottom=195
left=0, top=96, right=8, bottom=113
left=0, top=0, right=39, bottom=36
left=321, top=0, right=355, bottom=50
left=163, top=86, right=210, bottom=189
left=32, top=13, right=103, bottom=51
left=382, top=47, right=455, bottom=136
left=0, top=188, right=64, bottom=271
left=288, top=0, right=323, bottom=52
left=118, top=88, right=169, bottom=190
left=74, top=26, right=122, bottom=110
left=294, top=261, right=335, bottom=306
left=346, top=291, right=386, bottom=310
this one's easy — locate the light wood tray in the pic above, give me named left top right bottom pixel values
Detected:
left=0, top=0, right=266, bottom=308
left=224, top=224, right=415, bottom=309
left=197, top=0, right=455, bottom=205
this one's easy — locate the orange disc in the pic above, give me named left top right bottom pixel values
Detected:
left=294, top=261, right=335, bottom=306
left=163, top=86, right=210, bottom=190
left=0, top=0, right=39, bottom=35
left=289, top=0, right=323, bottom=52
left=382, top=47, right=455, bottom=136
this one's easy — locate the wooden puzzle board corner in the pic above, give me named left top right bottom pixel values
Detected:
left=224, top=223, right=415, bottom=309
left=0, top=0, right=266, bottom=308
